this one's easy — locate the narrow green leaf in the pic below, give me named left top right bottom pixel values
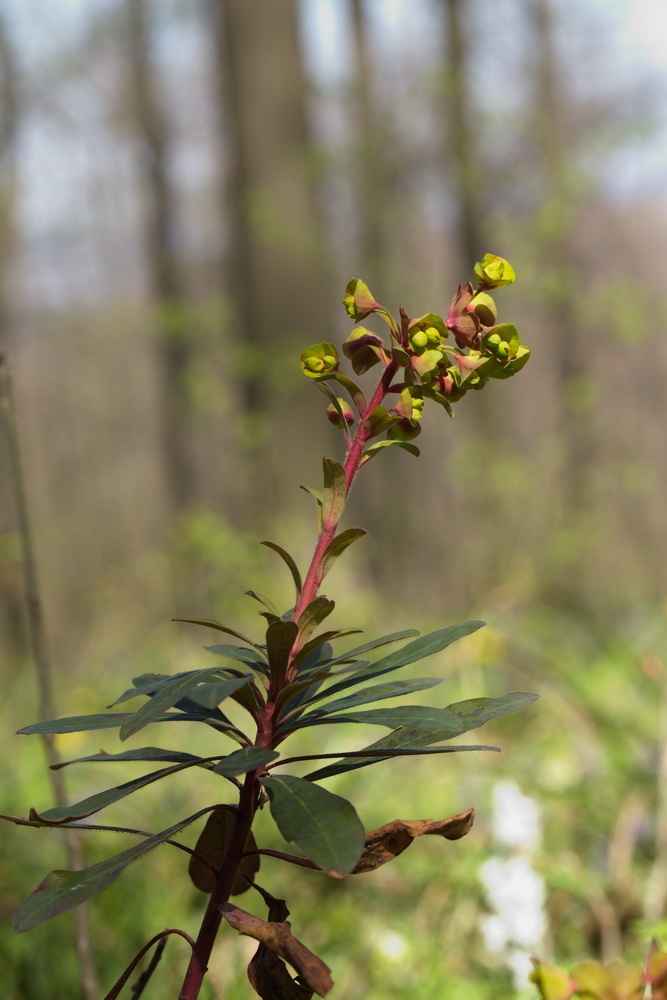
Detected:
left=244, top=590, right=280, bottom=616
left=261, top=540, right=303, bottom=597
left=110, top=670, right=229, bottom=708
left=321, top=621, right=484, bottom=697
left=12, top=808, right=214, bottom=932
left=262, top=775, right=364, bottom=876
left=35, top=756, right=217, bottom=823
left=361, top=440, right=420, bottom=464
left=446, top=692, right=539, bottom=730
left=316, top=380, right=353, bottom=442
left=212, top=747, right=279, bottom=777
left=288, top=629, right=362, bottom=675
left=305, top=725, right=494, bottom=781
left=300, top=485, right=324, bottom=533
left=326, top=629, right=420, bottom=666
left=329, top=371, right=368, bottom=413
left=119, top=671, right=251, bottom=742
left=321, top=457, right=347, bottom=528
left=304, top=677, right=443, bottom=717
left=287, top=705, right=464, bottom=733
left=52, top=747, right=202, bottom=769
left=296, top=596, right=335, bottom=646
left=303, top=745, right=500, bottom=781
left=18, top=714, right=140, bottom=735
left=265, top=620, right=299, bottom=685
left=318, top=528, right=367, bottom=581
left=173, top=618, right=263, bottom=652
left=204, top=644, right=269, bottom=676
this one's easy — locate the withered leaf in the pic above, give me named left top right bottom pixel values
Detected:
left=248, top=946, right=314, bottom=1000
left=220, top=902, right=333, bottom=997
left=352, top=807, right=474, bottom=874
left=188, top=807, right=259, bottom=895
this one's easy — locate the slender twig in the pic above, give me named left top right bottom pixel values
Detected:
left=0, top=354, right=100, bottom=1000
left=131, top=938, right=167, bottom=997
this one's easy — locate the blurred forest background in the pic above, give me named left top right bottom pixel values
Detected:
left=2, top=0, right=667, bottom=997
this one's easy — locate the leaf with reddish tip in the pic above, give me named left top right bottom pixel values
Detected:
left=189, top=808, right=259, bottom=895
left=352, top=808, right=475, bottom=873
left=221, top=902, right=333, bottom=997
left=262, top=775, right=364, bottom=877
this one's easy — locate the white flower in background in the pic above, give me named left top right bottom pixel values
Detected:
left=479, top=780, right=547, bottom=991
left=492, top=778, right=542, bottom=851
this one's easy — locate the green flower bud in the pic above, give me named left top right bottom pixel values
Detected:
left=326, top=398, right=355, bottom=427
left=425, top=326, right=442, bottom=346
left=496, top=341, right=510, bottom=358
left=410, top=330, right=429, bottom=351
left=485, top=332, right=502, bottom=348
left=300, top=343, right=340, bottom=379
left=342, top=278, right=381, bottom=321
left=474, top=253, right=516, bottom=290
left=469, top=292, right=497, bottom=326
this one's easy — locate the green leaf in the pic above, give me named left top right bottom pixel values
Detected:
left=287, top=705, right=464, bottom=733
left=326, top=629, right=420, bottom=666
left=329, top=371, right=368, bottom=412
left=318, top=528, right=367, bottom=581
left=265, top=620, right=299, bottom=686
left=18, top=714, right=137, bottom=735
left=364, top=406, right=399, bottom=438
left=446, top=692, right=539, bottom=729
left=52, top=747, right=203, bottom=769
left=212, top=747, right=279, bottom=777
left=244, top=590, right=280, bottom=617
left=12, top=807, right=214, bottom=932
left=173, top=618, right=264, bottom=652
left=203, top=644, right=269, bottom=677
left=260, top=541, right=303, bottom=597
left=295, top=745, right=499, bottom=782
left=296, top=596, right=336, bottom=647
left=288, top=629, right=362, bottom=675
left=262, top=775, right=364, bottom=877
left=321, top=621, right=485, bottom=697
left=303, top=678, right=443, bottom=717
left=361, top=440, right=420, bottom=465
left=34, top=756, right=218, bottom=824
left=119, top=671, right=252, bottom=742
left=321, top=457, right=347, bottom=529
left=305, top=727, right=495, bottom=781
left=300, top=485, right=324, bottom=533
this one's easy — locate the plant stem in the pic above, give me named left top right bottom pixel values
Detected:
left=178, top=772, right=260, bottom=1000
left=292, top=359, right=399, bottom=631
left=0, top=354, right=100, bottom=1000
left=178, top=359, right=400, bottom=999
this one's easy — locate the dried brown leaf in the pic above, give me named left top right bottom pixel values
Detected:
left=188, top=807, right=259, bottom=895
left=220, top=903, right=333, bottom=997
left=352, top=807, right=474, bottom=874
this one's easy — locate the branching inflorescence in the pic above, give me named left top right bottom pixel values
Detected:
left=4, top=255, right=536, bottom=1000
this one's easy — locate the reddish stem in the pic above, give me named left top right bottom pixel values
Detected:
left=177, top=358, right=400, bottom=999
left=291, top=359, right=399, bottom=641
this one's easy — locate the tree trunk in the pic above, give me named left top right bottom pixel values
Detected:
left=127, top=0, right=197, bottom=512
left=206, top=0, right=330, bottom=517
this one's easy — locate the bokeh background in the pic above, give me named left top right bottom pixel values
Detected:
left=2, top=0, right=667, bottom=997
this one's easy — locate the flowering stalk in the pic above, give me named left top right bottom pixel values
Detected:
left=8, top=254, right=537, bottom=1000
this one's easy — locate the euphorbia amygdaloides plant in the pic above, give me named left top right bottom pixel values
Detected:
left=4, top=254, right=536, bottom=999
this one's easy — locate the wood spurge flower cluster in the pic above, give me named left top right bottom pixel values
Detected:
left=3, top=256, right=536, bottom=1000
